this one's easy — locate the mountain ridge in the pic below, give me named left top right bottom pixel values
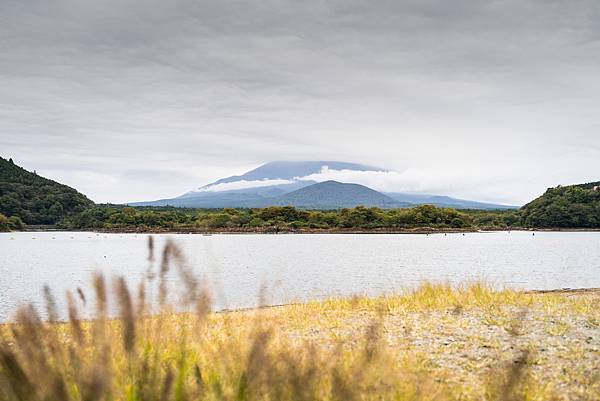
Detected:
left=195, top=161, right=385, bottom=190
left=131, top=161, right=517, bottom=209
left=271, top=180, right=404, bottom=209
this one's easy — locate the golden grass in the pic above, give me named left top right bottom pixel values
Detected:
left=1, top=239, right=599, bottom=401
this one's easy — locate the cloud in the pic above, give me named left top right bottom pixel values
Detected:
left=196, top=178, right=295, bottom=192
left=1, top=1, right=599, bottom=204
left=198, top=164, right=517, bottom=205
left=298, top=166, right=460, bottom=194
left=299, top=166, right=522, bottom=204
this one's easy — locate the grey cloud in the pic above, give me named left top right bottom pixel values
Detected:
left=1, top=0, right=599, bottom=203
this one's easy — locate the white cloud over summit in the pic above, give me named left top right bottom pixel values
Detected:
left=199, top=165, right=515, bottom=204
left=299, top=166, right=435, bottom=193
left=196, top=178, right=295, bottom=193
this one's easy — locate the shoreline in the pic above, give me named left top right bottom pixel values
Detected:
left=2, top=287, right=599, bottom=326
left=217, top=286, right=600, bottom=313
left=9, top=226, right=600, bottom=235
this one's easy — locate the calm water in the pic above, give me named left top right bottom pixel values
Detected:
left=1, top=231, right=599, bottom=321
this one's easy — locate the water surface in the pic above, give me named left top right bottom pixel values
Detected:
left=1, top=231, right=599, bottom=321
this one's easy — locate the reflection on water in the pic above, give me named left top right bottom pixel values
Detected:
left=1, top=231, right=599, bottom=321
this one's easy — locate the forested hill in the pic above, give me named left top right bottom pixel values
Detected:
left=0, top=157, right=94, bottom=225
left=520, top=181, right=600, bottom=228
left=272, top=181, right=402, bottom=209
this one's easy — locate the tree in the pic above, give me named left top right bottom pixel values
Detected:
left=8, top=216, right=24, bottom=230
left=0, top=213, right=9, bottom=231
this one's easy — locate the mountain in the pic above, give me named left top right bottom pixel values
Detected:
left=272, top=181, right=404, bottom=209
left=130, top=161, right=517, bottom=210
left=520, top=181, right=600, bottom=227
left=0, top=157, right=94, bottom=224
left=386, top=193, right=515, bottom=210
left=189, top=160, right=384, bottom=192
left=132, top=161, right=384, bottom=207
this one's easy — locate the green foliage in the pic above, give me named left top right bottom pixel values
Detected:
left=64, top=204, right=522, bottom=231
left=0, top=213, right=24, bottom=232
left=520, top=182, right=600, bottom=228
left=66, top=205, right=198, bottom=230
left=467, top=209, right=521, bottom=229
left=386, top=205, right=474, bottom=228
left=0, top=157, right=94, bottom=225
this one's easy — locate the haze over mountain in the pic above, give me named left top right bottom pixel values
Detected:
left=131, top=161, right=516, bottom=210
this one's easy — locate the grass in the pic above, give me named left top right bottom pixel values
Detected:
left=1, top=239, right=599, bottom=401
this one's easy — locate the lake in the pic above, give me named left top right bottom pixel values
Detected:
left=1, top=231, right=599, bottom=321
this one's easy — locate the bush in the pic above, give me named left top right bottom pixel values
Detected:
left=0, top=213, right=24, bottom=231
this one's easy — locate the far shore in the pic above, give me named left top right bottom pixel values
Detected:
left=9, top=226, right=600, bottom=235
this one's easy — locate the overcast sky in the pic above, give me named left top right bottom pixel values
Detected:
left=1, top=0, right=599, bottom=205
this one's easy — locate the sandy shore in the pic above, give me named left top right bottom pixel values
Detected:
left=224, top=288, right=600, bottom=399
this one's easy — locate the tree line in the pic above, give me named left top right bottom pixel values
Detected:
left=62, top=205, right=520, bottom=232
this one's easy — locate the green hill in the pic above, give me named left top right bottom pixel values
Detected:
left=0, top=157, right=94, bottom=225
left=272, top=180, right=403, bottom=209
left=520, top=181, right=600, bottom=228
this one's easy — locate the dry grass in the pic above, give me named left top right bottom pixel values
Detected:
left=1, top=238, right=599, bottom=401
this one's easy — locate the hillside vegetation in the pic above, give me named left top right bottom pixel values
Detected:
left=0, top=157, right=94, bottom=225
left=521, top=182, right=600, bottom=228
